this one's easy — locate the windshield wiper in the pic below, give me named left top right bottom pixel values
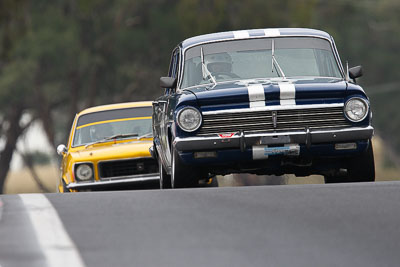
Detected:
left=135, top=132, right=153, bottom=140
left=271, top=39, right=286, bottom=79
left=200, top=47, right=217, bottom=86
left=85, top=133, right=139, bottom=148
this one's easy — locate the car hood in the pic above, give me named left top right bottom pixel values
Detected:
left=184, top=78, right=350, bottom=111
left=69, top=140, right=152, bottom=162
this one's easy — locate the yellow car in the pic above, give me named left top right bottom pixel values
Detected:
left=56, top=101, right=158, bottom=192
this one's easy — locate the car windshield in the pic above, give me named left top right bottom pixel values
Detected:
left=181, top=37, right=343, bottom=88
left=72, top=106, right=152, bottom=147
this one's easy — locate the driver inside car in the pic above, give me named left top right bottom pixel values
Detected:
left=205, top=52, right=240, bottom=79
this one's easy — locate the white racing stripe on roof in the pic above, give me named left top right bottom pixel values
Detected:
left=20, top=194, right=86, bottom=267
left=247, top=84, right=266, bottom=107
left=233, top=30, right=250, bottom=39
left=279, top=83, right=296, bottom=105
left=264, top=29, right=281, bottom=37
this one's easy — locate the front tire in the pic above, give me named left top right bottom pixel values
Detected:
left=347, top=140, right=375, bottom=182
left=325, top=140, right=375, bottom=183
left=171, top=147, right=197, bottom=188
left=159, top=155, right=171, bottom=189
left=60, top=179, right=70, bottom=193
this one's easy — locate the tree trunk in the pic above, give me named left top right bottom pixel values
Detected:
left=19, top=151, right=51, bottom=193
left=0, top=105, right=24, bottom=193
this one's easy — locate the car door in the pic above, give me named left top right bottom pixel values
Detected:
left=154, top=47, right=181, bottom=173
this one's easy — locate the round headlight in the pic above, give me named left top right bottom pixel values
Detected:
left=344, top=98, right=369, bottom=122
left=177, top=107, right=202, bottom=132
left=75, top=164, right=93, bottom=181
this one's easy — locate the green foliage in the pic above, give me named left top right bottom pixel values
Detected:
left=24, top=151, right=52, bottom=166
left=0, top=0, right=399, bottom=154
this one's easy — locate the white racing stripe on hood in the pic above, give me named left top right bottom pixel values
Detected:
left=264, top=29, right=281, bottom=37
left=247, top=84, right=265, bottom=107
left=233, top=30, right=250, bottom=39
left=279, top=83, right=296, bottom=105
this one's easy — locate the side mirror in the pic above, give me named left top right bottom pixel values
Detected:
left=57, top=144, right=67, bottom=156
left=349, top=66, right=363, bottom=79
left=160, top=77, right=177, bottom=89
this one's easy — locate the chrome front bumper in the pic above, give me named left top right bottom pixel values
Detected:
left=67, top=173, right=160, bottom=190
left=174, top=126, right=374, bottom=152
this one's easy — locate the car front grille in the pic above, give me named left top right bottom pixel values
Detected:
left=98, top=158, right=158, bottom=179
left=197, top=106, right=352, bottom=136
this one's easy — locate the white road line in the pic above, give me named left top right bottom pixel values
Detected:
left=20, top=194, right=86, bottom=267
left=0, top=198, right=3, bottom=222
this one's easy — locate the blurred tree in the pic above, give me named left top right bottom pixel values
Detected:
left=0, top=0, right=31, bottom=193
left=0, top=0, right=399, bottom=193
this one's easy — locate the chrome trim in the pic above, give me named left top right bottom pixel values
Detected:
left=97, top=156, right=153, bottom=164
left=202, top=103, right=344, bottom=115
left=178, top=34, right=344, bottom=89
left=67, top=174, right=160, bottom=190
left=272, top=111, right=277, bottom=128
left=174, top=126, right=374, bottom=152
left=344, top=97, right=370, bottom=122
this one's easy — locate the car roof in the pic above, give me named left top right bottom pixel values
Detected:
left=77, top=101, right=153, bottom=116
left=180, top=28, right=332, bottom=50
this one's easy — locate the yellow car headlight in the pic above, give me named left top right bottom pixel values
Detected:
left=75, top=164, right=94, bottom=182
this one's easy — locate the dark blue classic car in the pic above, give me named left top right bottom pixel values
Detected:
left=152, top=28, right=374, bottom=188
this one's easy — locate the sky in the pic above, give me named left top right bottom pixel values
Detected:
left=11, top=122, right=54, bottom=170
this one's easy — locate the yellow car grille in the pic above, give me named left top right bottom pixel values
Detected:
left=98, top=158, right=158, bottom=180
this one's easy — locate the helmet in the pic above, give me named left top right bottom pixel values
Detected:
left=205, top=52, right=232, bottom=74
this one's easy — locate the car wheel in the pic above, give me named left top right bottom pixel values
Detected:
left=325, top=140, right=375, bottom=183
left=159, top=155, right=171, bottom=189
left=347, top=140, right=375, bottom=182
left=61, top=179, right=70, bottom=193
left=171, top=147, right=197, bottom=188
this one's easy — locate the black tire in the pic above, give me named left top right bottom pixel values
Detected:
left=171, top=147, right=197, bottom=188
left=347, top=140, right=375, bottom=182
left=325, top=140, right=375, bottom=183
left=61, top=179, right=70, bottom=193
left=159, top=155, right=171, bottom=189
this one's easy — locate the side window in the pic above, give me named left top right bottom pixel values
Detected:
left=166, top=48, right=180, bottom=94
left=172, top=50, right=180, bottom=79
left=167, top=50, right=176, bottom=78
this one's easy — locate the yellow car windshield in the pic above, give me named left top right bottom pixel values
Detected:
left=72, top=107, right=152, bottom=147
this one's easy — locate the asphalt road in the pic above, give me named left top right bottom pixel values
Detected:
left=1, top=181, right=400, bottom=267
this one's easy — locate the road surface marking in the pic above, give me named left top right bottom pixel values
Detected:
left=20, top=194, right=86, bottom=267
left=0, top=198, right=3, bottom=221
